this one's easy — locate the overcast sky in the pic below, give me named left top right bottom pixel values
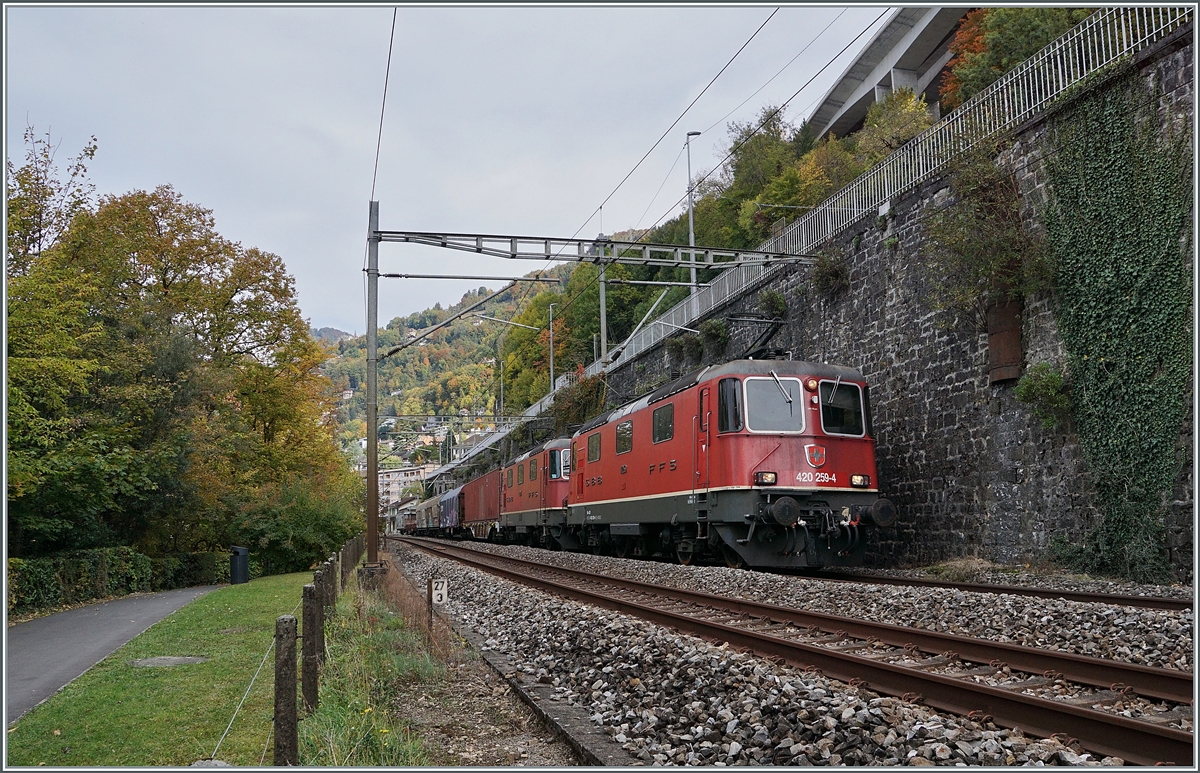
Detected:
left=5, top=4, right=891, bottom=334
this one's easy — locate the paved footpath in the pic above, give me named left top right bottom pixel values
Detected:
left=6, top=586, right=219, bottom=725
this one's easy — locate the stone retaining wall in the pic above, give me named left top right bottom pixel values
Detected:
left=602, top=34, right=1193, bottom=579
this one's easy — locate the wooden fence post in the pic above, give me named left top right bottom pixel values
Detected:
left=314, top=571, right=327, bottom=664
left=301, top=585, right=319, bottom=713
left=273, top=615, right=298, bottom=766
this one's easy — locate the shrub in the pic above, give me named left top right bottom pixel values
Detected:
left=666, top=333, right=704, bottom=365
left=149, top=551, right=232, bottom=591
left=698, top=319, right=730, bottom=354
left=6, top=547, right=153, bottom=615
left=811, top=250, right=850, bottom=298
left=550, top=370, right=607, bottom=435
left=1014, top=363, right=1072, bottom=430
left=758, top=289, right=787, bottom=320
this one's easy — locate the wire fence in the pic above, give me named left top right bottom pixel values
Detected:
left=582, top=5, right=1192, bottom=378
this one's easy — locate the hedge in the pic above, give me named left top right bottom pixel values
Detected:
left=147, top=552, right=232, bottom=591
left=7, top=548, right=240, bottom=615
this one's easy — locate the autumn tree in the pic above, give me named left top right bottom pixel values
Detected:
left=6, top=132, right=361, bottom=567
left=940, top=8, right=1094, bottom=109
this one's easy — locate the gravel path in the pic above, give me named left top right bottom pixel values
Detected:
left=396, top=543, right=1179, bottom=766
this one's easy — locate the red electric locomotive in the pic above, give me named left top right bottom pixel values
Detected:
left=563, top=360, right=894, bottom=568
left=496, top=438, right=572, bottom=547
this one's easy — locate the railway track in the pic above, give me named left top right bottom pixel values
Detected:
left=399, top=537, right=1194, bottom=766
left=803, top=570, right=1193, bottom=612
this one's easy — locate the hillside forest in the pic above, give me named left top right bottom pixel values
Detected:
left=328, top=8, right=1088, bottom=468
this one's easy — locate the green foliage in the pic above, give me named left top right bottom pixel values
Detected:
left=667, top=334, right=703, bottom=366
left=922, top=140, right=1051, bottom=328
left=698, top=319, right=730, bottom=354
left=6, top=130, right=361, bottom=572
left=148, top=552, right=237, bottom=591
left=550, top=372, right=608, bottom=435
left=740, top=136, right=861, bottom=241
left=811, top=250, right=850, bottom=298
left=884, top=236, right=899, bottom=250
left=1042, top=69, right=1192, bottom=582
left=5, top=125, right=96, bottom=275
left=1014, top=363, right=1072, bottom=430
left=854, top=88, right=935, bottom=167
left=6, top=547, right=152, bottom=614
left=942, top=8, right=1095, bottom=109
left=300, top=584, right=432, bottom=766
left=758, top=289, right=787, bottom=320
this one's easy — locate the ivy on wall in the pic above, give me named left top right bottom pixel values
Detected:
left=1043, top=67, right=1192, bottom=582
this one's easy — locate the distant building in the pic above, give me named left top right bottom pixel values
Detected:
left=341, top=389, right=354, bottom=401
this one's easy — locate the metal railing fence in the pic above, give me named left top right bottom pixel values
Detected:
left=582, top=6, right=1191, bottom=378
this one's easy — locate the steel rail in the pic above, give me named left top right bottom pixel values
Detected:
left=401, top=538, right=1193, bottom=766
left=803, top=570, right=1194, bottom=612
left=407, top=539, right=1192, bottom=704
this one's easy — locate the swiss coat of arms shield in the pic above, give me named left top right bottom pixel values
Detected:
left=805, top=444, right=826, bottom=468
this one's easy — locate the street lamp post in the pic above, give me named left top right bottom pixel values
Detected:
left=548, top=303, right=556, bottom=392
left=686, top=131, right=701, bottom=297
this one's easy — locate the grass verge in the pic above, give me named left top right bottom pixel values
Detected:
left=6, top=572, right=309, bottom=766
left=298, top=563, right=439, bottom=765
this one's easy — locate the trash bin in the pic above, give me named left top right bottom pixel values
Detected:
left=230, top=546, right=250, bottom=585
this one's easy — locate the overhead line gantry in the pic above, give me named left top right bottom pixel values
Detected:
left=362, top=203, right=817, bottom=564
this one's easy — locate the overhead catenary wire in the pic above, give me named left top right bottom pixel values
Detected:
left=552, top=9, right=889, bottom=324
left=640, top=8, right=891, bottom=237
left=701, top=8, right=847, bottom=136
left=506, top=6, right=783, bottom=327
left=370, top=8, right=398, bottom=201
left=365, top=9, right=398, bottom=337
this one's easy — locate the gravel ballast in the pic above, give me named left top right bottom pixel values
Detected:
left=449, top=542, right=1194, bottom=673
left=395, top=543, right=1189, bottom=766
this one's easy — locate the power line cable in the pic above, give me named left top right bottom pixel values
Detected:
left=702, top=8, right=847, bottom=135
left=642, top=8, right=890, bottom=234
left=583, top=7, right=780, bottom=231
left=508, top=7, right=781, bottom=331
left=370, top=8, right=398, bottom=201
left=633, top=144, right=686, bottom=232
left=554, top=9, right=889, bottom=324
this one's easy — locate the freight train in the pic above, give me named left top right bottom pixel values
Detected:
left=404, top=360, right=895, bottom=569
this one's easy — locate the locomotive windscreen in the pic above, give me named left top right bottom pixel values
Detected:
left=745, top=377, right=804, bottom=431
left=820, top=382, right=865, bottom=435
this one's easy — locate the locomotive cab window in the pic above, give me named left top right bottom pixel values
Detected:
left=718, top=377, right=743, bottom=432
left=616, top=420, right=633, bottom=454
left=530, top=458, right=537, bottom=481
left=652, top=403, right=674, bottom=443
left=561, top=448, right=571, bottom=475
left=506, top=468, right=513, bottom=488
left=549, top=450, right=561, bottom=479
left=517, top=464, right=524, bottom=485
left=587, top=432, right=601, bottom=463
left=820, top=381, right=865, bottom=436
left=745, top=376, right=804, bottom=432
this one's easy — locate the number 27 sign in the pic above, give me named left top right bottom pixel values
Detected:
left=430, top=578, right=448, bottom=605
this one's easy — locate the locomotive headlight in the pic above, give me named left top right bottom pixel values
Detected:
left=850, top=474, right=871, bottom=488
left=754, top=471, right=778, bottom=486
left=804, top=378, right=819, bottom=392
